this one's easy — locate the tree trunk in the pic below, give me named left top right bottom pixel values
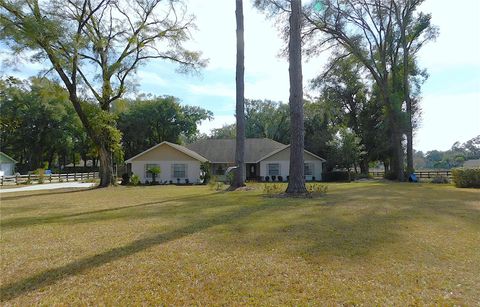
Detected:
left=360, top=158, right=369, bottom=174
left=404, top=48, right=414, bottom=175
left=232, top=0, right=246, bottom=189
left=286, top=0, right=307, bottom=195
left=98, top=145, right=115, bottom=187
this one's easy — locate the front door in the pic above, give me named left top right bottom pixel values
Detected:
left=247, top=164, right=257, bottom=180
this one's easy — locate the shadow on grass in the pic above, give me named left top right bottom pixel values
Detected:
left=0, top=188, right=94, bottom=201
left=1, top=183, right=479, bottom=302
left=0, top=200, right=278, bottom=302
left=1, top=192, right=218, bottom=229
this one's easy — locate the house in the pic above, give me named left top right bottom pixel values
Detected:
left=0, top=152, right=17, bottom=176
left=125, top=138, right=326, bottom=183
left=463, top=159, right=480, bottom=168
left=125, top=142, right=208, bottom=184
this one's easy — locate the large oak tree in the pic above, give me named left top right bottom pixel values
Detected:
left=0, top=0, right=205, bottom=186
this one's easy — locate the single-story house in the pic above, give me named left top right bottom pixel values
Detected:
left=463, top=159, right=480, bottom=168
left=0, top=152, right=17, bottom=176
left=125, top=138, right=326, bottom=183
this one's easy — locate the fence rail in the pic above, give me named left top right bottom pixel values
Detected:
left=0, top=172, right=99, bottom=186
left=369, top=170, right=452, bottom=179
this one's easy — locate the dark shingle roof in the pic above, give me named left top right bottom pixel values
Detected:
left=186, top=138, right=287, bottom=163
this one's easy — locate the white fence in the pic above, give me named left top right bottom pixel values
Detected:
left=0, top=172, right=99, bottom=186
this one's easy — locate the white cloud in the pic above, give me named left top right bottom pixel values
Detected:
left=137, top=71, right=168, bottom=86
left=198, top=115, right=236, bottom=134
left=188, top=83, right=235, bottom=98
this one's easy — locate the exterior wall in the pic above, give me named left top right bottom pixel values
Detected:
left=259, top=159, right=323, bottom=181
left=131, top=160, right=202, bottom=184
left=0, top=163, right=14, bottom=176
left=260, top=148, right=324, bottom=181
left=128, top=143, right=203, bottom=183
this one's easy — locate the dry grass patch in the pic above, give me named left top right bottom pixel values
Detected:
left=1, top=183, right=479, bottom=305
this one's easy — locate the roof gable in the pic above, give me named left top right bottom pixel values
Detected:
left=257, top=145, right=326, bottom=162
left=0, top=152, right=17, bottom=163
left=125, top=142, right=208, bottom=163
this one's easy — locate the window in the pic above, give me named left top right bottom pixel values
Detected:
left=268, top=163, right=280, bottom=176
left=173, top=164, right=186, bottom=178
left=304, top=163, right=314, bottom=176
left=215, top=164, right=225, bottom=175
left=145, top=164, right=159, bottom=179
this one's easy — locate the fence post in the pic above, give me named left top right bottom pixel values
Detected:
left=66, top=173, right=69, bottom=182
left=74, top=172, right=77, bottom=181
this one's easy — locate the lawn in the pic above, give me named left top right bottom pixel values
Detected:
left=1, top=182, right=479, bottom=305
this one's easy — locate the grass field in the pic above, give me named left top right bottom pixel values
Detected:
left=1, top=182, right=479, bottom=305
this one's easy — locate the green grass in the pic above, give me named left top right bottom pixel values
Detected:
left=1, top=182, right=479, bottom=305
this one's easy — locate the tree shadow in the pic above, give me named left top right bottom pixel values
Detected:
left=1, top=192, right=219, bottom=229
left=0, top=199, right=279, bottom=302
left=0, top=188, right=94, bottom=201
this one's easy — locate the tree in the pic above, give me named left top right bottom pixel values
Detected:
left=328, top=128, right=365, bottom=174
left=284, top=0, right=307, bottom=194
left=232, top=0, right=246, bottom=189
left=305, top=0, right=405, bottom=180
left=393, top=0, right=437, bottom=175
left=0, top=76, right=84, bottom=172
left=117, top=96, right=212, bottom=158
left=1, top=0, right=205, bottom=187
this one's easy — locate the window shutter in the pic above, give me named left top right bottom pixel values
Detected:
left=171, top=164, right=174, bottom=178
left=185, top=164, right=188, bottom=179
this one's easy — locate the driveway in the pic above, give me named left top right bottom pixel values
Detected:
left=0, top=182, right=96, bottom=194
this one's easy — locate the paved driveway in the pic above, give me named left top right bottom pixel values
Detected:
left=0, top=182, right=96, bottom=194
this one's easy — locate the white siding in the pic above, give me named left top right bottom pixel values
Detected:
left=131, top=160, right=202, bottom=184
left=259, top=160, right=323, bottom=181
left=0, top=163, right=14, bottom=176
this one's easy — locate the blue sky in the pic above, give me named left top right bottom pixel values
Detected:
left=1, top=0, right=479, bottom=152
left=137, top=0, right=480, bottom=152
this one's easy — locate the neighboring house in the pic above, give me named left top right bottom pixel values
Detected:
left=463, top=159, right=480, bottom=168
left=125, top=138, right=326, bottom=183
left=125, top=142, right=208, bottom=184
left=0, top=152, right=17, bottom=176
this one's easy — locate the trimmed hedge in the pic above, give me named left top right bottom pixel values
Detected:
left=323, top=171, right=350, bottom=182
left=452, top=168, right=480, bottom=188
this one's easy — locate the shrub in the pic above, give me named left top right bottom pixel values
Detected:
left=37, top=168, right=45, bottom=184
left=185, top=178, right=190, bottom=184
left=384, top=171, right=397, bottom=181
left=200, top=162, right=211, bottom=184
left=226, top=171, right=234, bottom=185
left=121, top=173, right=130, bottom=185
left=353, top=173, right=373, bottom=180
left=431, top=175, right=449, bottom=184
left=263, top=183, right=284, bottom=196
left=271, top=175, right=276, bottom=181
left=265, top=176, right=270, bottom=182
left=311, top=176, right=316, bottom=182
left=277, top=175, right=283, bottom=182
left=452, top=168, right=480, bottom=188
left=306, top=183, right=328, bottom=195
left=147, top=166, right=161, bottom=183
left=323, top=171, right=350, bottom=182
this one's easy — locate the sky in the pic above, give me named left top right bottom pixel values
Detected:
left=1, top=0, right=479, bottom=152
